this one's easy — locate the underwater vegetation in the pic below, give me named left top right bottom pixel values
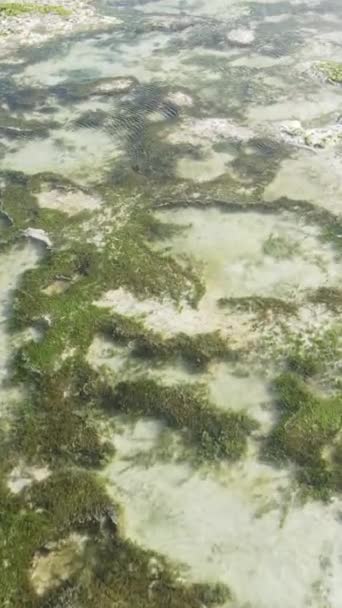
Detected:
left=265, top=372, right=342, bottom=498
left=0, top=3, right=70, bottom=17
left=103, top=312, right=237, bottom=370
left=0, top=469, right=231, bottom=608
left=217, top=296, right=298, bottom=317
left=2, top=189, right=204, bottom=372
left=11, top=362, right=113, bottom=468
left=1, top=4, right=342, bottom=604
left=318, top=61, right=342, bottom=84
left=108, top=378, right=257, bottom=462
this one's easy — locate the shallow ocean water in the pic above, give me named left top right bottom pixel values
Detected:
left=1, top=0, right=342, bottom=606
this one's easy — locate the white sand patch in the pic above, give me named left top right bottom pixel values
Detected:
left=207, top=363, right=273, bottom=430
left=38, top=188, right=103, bottom=216
left=42, top=279, right=71, bottom=295
left=165, top=117, right=253, bottom=146
left=231, top=54, right=293, bottom=68
left=263, top=14, right=291, bottom=23
left=87, top=334, right=132, bottom=374
left=166, top=91, right=194, bottom=107
left=263, top=151, right=342, bottom=215
left=248, top=91, right=342, bottom=124
left=7, top=464, right=50, bottom=494
left=227, top=28, right=255, bottom=46
left=22, top=228, right=52, bottom=248
left=111, top=418, right=165, bottom=459
left=1, top=127, right=122, bottom=185
left=95, top=288, right=233, bottom=337
left=104, top=425, right=342, bottom=608
left=155, top=207, right=341, bottom=300
left=136, top=0, right=250, bottom=18
left=94, top=288, right=337, bottom=361
left=176, top=150, right=235, bottom=182
left=30, top=533, right=87, bottom=596
left=90, top=77, right=135, bottom=95
left=87, top=332, right=272, bottom=429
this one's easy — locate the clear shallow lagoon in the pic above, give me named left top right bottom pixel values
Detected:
left=1, top=1, right=342, bottom=606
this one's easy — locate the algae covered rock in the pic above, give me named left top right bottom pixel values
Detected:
left=318, top=61, right=342, bottom=84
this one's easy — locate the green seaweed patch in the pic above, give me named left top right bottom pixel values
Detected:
left=218, top=296, right=297, bottom=317
left=330, top=437, right=342, bottom=494
left=108, top=379, right=257, bottom=462
left=72, top=539, right=231, bottom=608
left=132, top=330, right=237, bottom=370
left=287, top=351, right=323, bottom=379
left=318, top=61, right=342, bottom=84
left=0, top=3, right=71, bottom=17
left=28, top=469, right=117, bottom=534
left=0, top=470, right=114, bottom=608
left=102, top=313, right=236, bottom=370
left=0, top=176, right=86, bottom=249
left=308, top=287, right=342, bottom=312
left=262, top=233, right=301, bottom=260
left=10, top=211, right=204, bottom=370
left=42, top=537, right=230, bottom=608
left=320, top=215, right=342, bottom=256
left=0, top=478, right=47, bottom=607
left=272, top=372, right=313, bottom=414
left=1, top=181, right=39, bottom=227
left=265, top=372, right=342, bottom=496
left=12, top=361, right=113, bottom=467
left=0, top=468, right=230, bottom=608
left=281, top=324, right=342, bottom=387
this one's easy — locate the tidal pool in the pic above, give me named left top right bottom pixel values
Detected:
left=1, top=0, right=342, bottom=607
